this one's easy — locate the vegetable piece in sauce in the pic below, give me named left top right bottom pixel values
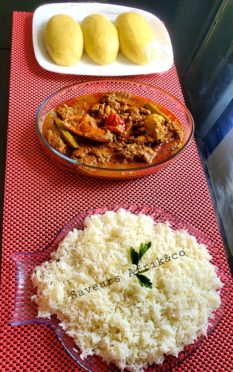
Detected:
left=105, top=112, right=126, bottom=134
left=143, top=103, right=184, bottom=142
left=46, top=129, right=67, bottom=154
left=54, top=117, right=79, bottom=149
left=143, top=102, right=172, bottom=123
left=144, top=114, right=169, bottom=142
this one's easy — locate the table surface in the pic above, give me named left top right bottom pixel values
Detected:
left=0, top=1, right=178, bottom=269
left=1, top=2, right=232, bottom=273
left=0, top=4, right=233, bottom=372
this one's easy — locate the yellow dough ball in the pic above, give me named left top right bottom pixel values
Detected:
left=44, top=14, right=83, bottom=66
left=82, top=14, right=119, bottom=65
left=116, top=12, right=156, bottom=65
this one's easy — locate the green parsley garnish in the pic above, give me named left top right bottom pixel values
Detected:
left=136, top=274, right=152, bottom=288
left=130, top=242, right=152, bottom=288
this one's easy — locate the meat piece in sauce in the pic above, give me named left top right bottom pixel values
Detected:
left=168, top=121, right=184, bottom=141
left=56, top=103, right=85, bottom=121
left=100, top=94, right=151, bottom=132
left=100, top=93, right=136, bottom=115
left=72, top=146, right=98, bottom=167
left=89, top=103, right=114, bottom=122
left=63, top=114, right=113, bottom=143
left=72, top=145, right=115, bottom=167
left=46, top=129, right=67, bottom=154
left=124, top=106, right=144, bottom=123
left=101, top=92, right=131, bottom=106
left=116, top=143, right=157, bottom=164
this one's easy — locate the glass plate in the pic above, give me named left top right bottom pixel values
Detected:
left=32, top=2, right=173, bottom=76
left=36, top=80, right=194, bottom=179
left=11, top=205, right=227, bottom=371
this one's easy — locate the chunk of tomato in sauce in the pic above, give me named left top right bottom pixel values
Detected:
left=105, top=113, right=126, bottom=134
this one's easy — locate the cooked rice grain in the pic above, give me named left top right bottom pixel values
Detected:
left=32, top=209, right=223, bottom=371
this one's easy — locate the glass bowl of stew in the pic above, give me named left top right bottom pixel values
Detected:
left=36, top=80, right=194, bottom=179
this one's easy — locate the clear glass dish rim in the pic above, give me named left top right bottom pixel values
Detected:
left=35, top=79, right=195, bottom=172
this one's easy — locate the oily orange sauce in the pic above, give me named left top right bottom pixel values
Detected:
left=42, top=92, right=184, bottom=169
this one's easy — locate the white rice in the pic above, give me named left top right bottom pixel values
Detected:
left=31, top=209, right=223, bottom=371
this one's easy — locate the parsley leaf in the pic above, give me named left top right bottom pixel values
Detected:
left=136, top=274, right=153, bottom=288
left=130, top=247, right=140, bottom=266
left=129, top=242, right=153, bottom=289
left=139, top=242, right=152, bottom=259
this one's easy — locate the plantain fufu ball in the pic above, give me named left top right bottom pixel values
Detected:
left=82, top=14, right=119, bottom=65
left=116, top=12, right=156, bottom=65
left=44, top=14, right=83, bottom=66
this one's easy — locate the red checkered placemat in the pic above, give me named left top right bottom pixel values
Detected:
left=0, top=12, right=232, bottom=372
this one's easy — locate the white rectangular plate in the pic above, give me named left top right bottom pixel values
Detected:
left=32, top=2, right=174, bottom=76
